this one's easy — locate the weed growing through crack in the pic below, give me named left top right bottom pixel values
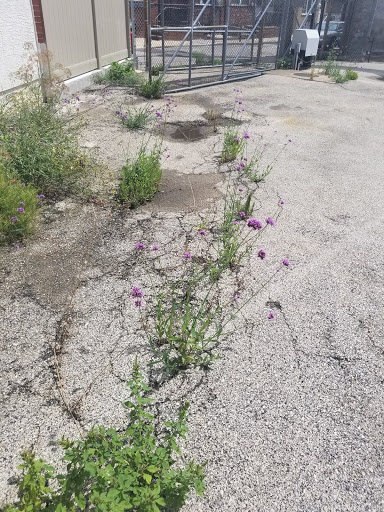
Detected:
left=116, top=104, right=153, bottom=130
left=4, top=360, right=205, bottom=511
left=138, top=77, right=167, bottom=99
left=221, top=128, right=246, bottom=163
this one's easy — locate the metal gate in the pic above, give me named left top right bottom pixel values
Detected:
left=140, top=0, right=292, bottom=91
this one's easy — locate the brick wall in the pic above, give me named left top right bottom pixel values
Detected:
left=31, top=0, right=46, bottom=44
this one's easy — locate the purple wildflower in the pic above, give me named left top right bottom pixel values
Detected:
left=247, top=218, right=263, bottom=230
left=234, top=137, right=239, bottom=143
left=233, top=220, right=239, bottom=225
left=282, top=258, right=290, bottom=267
left=21, top=183, right=25, bottom=187
left=236, top=165, right=241, bottom=171
left=265, top=217, right=275, bottom=227
left=233, top=293, right=240, bottom=301
left=16, top=207, right=25, bottom=214
left=288, top=138, right=292, bottom=142
left=40, top=141, right=45, bottom=146
left=184, top=252, right=192, bottom=260
left=39, top=194, right=45, bottom=199
left=239, top=187, right=243, bottom=192
left=76, top=96, right=80, bottom=101
left=199, top=230, right=207, bottom=236
left=1, top=234, right=5, bottom=238
left=240, top=162, right=245, bottom=168
left=238, top=100, right=243, bottom=105
left=136, top=242, right=146, bottom=250
left=257, top=249, right=266, bottom=260
left=243, top=133, right=250, bottom=139
left=131, top=286, right=143, bottom=298
left=155, top=111, right=163, bottom=118
left=152, top=245, right=159, bottom=251
left=11, top=216, right=18, bottom=222
left=135, top=299, right=142, bottom=307
left=233, top=180, right=237, bottom=185
left=280, top=200, right=285, bottom=204
left=19, top=202, right=24, bottom=206
left=115, top=110, right=121, bottom=115
left=243, top=157, right=248, bottom=162
left=239, top=211, right=246, bottom=220
left=268, top=312, right=275, bottom=319
left=15, top=245, right=20, bottom=250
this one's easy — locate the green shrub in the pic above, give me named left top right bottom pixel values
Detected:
left=151, top=65, right=164, bottom=77
left=120, top=144, right=162, bottom=207
left=5, top=361, right=206, bottom=511
left=94, top=60, right=144, bottom=87
left=0, top=86, right=88, bottom=195
left=345, top=69, right=358, bottom=80
left=0, top=169, right=40, bottom=245
left=138, top=78, right=166, bottom=99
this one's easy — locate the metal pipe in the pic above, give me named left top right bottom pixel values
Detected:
left=224, top=0, right=272, bottom=79
left=221, top=0, right=230, bottom=81
left=130, top=0, right=137, bottom=69
left=188, top=1, right=195, bottom=87
left=161, top=0, right=212, bottom=75
left=147, top=0, right=152, bottom=79
left=211, top=0, right=216, bottom=66
left=160, top=0, right=165, bottom=69
left=90, top=0, right=101, bottom=69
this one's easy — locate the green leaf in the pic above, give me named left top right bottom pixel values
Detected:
left=142, top=473, right=152, bottom=484
left=146, top=465, right=158, bottom=473
left=75, top=492, right=86, bottom=509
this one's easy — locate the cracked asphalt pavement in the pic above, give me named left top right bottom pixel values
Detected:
left=1, top=64, right=383, bottom=510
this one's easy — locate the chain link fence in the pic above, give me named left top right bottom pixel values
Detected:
left=130, top=0, right=383, bottom=91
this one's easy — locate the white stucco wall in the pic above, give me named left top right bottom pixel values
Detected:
left=0, top=0, right=37, bottom=92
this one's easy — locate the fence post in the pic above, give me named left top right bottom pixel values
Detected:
left=221, top=0, right=230, bottom=80
left=90, top=0, right=101, bottom=69
left=188, top=0, right=195, bottom=87
left=160, top=0, right=165, bottom=69
left=124, top=0, right=131, bottom=58
left=319, top=0, right=333, bottom=59
left=130, top=0, right=137, bottom=69
left=278, top=0, right=292, bottom=58
left=211, top=0, right=216, bottom=65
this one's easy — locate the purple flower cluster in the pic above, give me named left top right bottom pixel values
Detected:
left=282, top=259, right=290, bottom=267
left=257, top=249, right=266, bottom=260
left=131, top=286, right=143, bottom=307
left=184, top=252, right=192, bottom=260
left=238, top=211, right=246, bottom=220
left=136, top=242, right=146, bottom=250
left=265, top=217, right=275, bottom=227
left=199, top=230, right=207, bottom=236
left=268, top=312, right=275, bottom=320
left=247, top=219, right=263, bottom=230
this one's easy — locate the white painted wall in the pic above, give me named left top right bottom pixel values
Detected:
left=0, top=0, right=37, bottom=92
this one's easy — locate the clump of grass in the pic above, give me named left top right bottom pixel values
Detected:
left=151, top=65, right=164, bottom=76
left=119, top=144, right=162, bottom=207
left=220, top=128, right=245, bottom=163
left=138, top=77, right=166, bottom=99
left=116, top=104, right=153, bottom=130
left=277, top=56, right=291, bottom=69
left=323, top=51, right=358, bottom=83
left=0, top=85, right=88, bottom=196
left=0, top=168, right=41, bottom=245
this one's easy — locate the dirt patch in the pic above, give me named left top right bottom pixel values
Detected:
left=146, top=171, right=222, bottom=212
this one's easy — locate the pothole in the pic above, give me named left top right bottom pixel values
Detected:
left=163, top=118, right=243, bottom=142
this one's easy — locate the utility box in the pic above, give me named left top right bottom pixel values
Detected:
left=291, top=29, right=320, bottom=56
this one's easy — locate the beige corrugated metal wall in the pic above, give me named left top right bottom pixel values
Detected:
left=41, top=0, right=129, bottom=78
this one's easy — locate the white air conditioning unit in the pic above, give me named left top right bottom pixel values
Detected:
left=291, top=29, right=320, bottom=56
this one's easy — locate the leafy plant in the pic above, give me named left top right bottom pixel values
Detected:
left=5, top=361, right=206, bottom=511
left=138, top=78, right=166, bottom=99
left=243, top=155, right=272, bottom=183
left=220, top=128, right=245, bottom=163
left=0, top=85, right=88, bottom=195
left=0, top=168, right=41, bottom=245
left=277, top=56, right=291, bottom=69
left=94, top=59, right=139, bottom=86
left=345, top=69, right=358, bottom=80
left=120, top=144, right=162, bottom=208
left=117, top=105, right=153, bottom=131
left=151, top=65, right=164, bottom=77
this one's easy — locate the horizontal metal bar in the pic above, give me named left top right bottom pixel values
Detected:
left=151, top=25, right=227, bottom=31
left=166, top=72, right=263, bottom=93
